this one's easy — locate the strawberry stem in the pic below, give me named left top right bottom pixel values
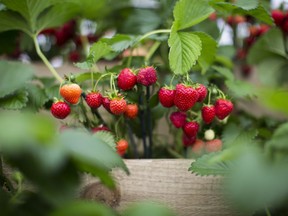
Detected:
left=138, top=29, right=171, bottom=42
left=138, top=86, right=148, bottom=158
left=146, top=85, right=153, bottom=158
left=126, top=120, right=139, bottom=158
left=145, top=41, right=161, bottom=64
left=169, top=75, right=176, bottom=87
left=93, top=73, right=112, bottom=91
left=207, top=89, right=212, bottom=105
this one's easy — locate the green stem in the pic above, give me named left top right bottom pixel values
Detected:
left=93, top=73, right=112, bottom=91
left=145, top=41, right=161, bottom=63
left=282, top=32, right=288, bottom=55
left=115, top=117, right=122, bottom=138
left=33, top=35, right=63, bottom=83
left=169, top=75, right=176, bottom=87
left=126, top=48, right=134, bottom=68
left=265, top=207, right=271, bottom=216
left=138, top=29, right=171, bottom=42
left=207, top=89, right=212, bottom=105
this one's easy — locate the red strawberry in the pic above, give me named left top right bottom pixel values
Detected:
left=195, top=84, right=207, bottom=102
left=85, top=92, right=102, bottom=108
left=201, top=105, right=216, bottom=124
left=137, top=66, right=157, bottom=86
left=205, top=139, right=222, bottom=152
left=51, top=101, right=71, bottom=119
left=169, top=111, right=187, bottom=128
left=215, top=98, right=233, bottom=120
left=117, top=68, right=137, bottom=90
left=124, top=104, right=139, bottom=119
left=183, top=121, right=199, bottom=137
left=91, top=125, right=110, bottom=133
left=271, top=10, right=285, bottom=27
left=110, top=97, right=127, bottom=115
left=192, top=139, right=205, bottom=155
left=158, top=87, right=175, bottom=108
left=102, top=97, right=111, bottom=113
left=182, top=133, right=196, bottom=147
left=174, top=84, right=199, bottom=111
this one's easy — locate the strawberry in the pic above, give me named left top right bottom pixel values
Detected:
left=51, top=101, right=71, bottom=119
left=205, top=139, right=222, bottom=152
left=191, top=139, right=205, bottom=155
left=271, top=10, right=285, bottom=27
left=182, top=133, right=196, bottom=147
left=183, top=121, right=199, bottom=137
left=204, top=129, right=215, bottom=141
left=102, top=97, right=111, bottom=113
left=91, top=125, right=110, bottom=133
left=195, top=84, right=207, bottom=102
left=201, top=105, right=216, bottom=124
left=174, top=84, right=199, bottom=111
left=137, top=66, right=157, bottom=86
left=215, top=98, right=233, bottom=120
left=85, top=92, right=102, bottom=108
left=124, top=104, right=139, bottom=119
left=60, top=83, right=82, bottom=104
left=110, top=97, right=127, bottom=115
left=158, top=87, right=175, bottom=108
left=117, top=68, right=137, bottom=90
left=169, top=111, right=187, bottom=128
left=116, top=139, right=129, bottom=156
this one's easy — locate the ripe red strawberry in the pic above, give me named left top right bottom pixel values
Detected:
left=110, top=97, right=127, bottom=115
left=85, top=92, right=102, bottom=108
left=205, top=139, right=222, bottom=152
left=137, top=66, right=157, bottom=86
left=215, top=98, right=233, bottom=120
left=51, top=101, right=71, bottom=119
left=192, top=139, right=205, bottom=155
left=169, top=111, right=187, bottom=128
left=124, top=104, right=139, bottom=119
left=201, top=105, right=216, bottom=124
left=60, top=83, right=82, bottom=104
left=174, top=84, right=199, bottom=111
left=91, top=125, right=110, bottom=133
left=182, top=133, right=196, bottom=147
left=116, top=139, right=129, bottom=156
left=158, top=87, right=175, bottom=108
left=183, top=121, right=199, bottom=137
left=117, top=68, right=137, bottom=90
left=271, top=10, right=285, bottom=27
left=195, top=84, right=207, bottom=102
left=102, top=97, right=111, bottom=113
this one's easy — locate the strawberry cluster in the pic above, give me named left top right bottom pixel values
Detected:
left=158, top=82, right=233, bottom=148
left=271, top=9, right=288, bottom=34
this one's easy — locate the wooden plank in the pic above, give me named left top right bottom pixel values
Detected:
left=80, top=159, right=240, bottom=216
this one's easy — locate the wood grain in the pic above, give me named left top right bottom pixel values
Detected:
left=81, top=159, right=241, bottom=216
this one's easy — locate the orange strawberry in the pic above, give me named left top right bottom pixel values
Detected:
left=205, top=139, right=222, bottom=152
left=116, top=139, right=129, bottom=156
left=124, top=104, right=139, bottom=119
left=60, top=83, right=82, bottom=104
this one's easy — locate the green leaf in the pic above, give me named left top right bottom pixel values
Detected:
left=0, top=90, right=28, bottom=110
left=26, top=84, right=49, bottom=111
left=189, top=151, right=235, bottom=176
left=193, top=32, right=217, bottom=73
left=100, top=34, right=137, bottom=52
left=212, top=66, right=234, bottom=81
left=225, top=79, right=257, bottom=98
left=75, top=72, right=102, bottom=83
left=0, top=60, right=34, bottom=98
left=222, top=123, right=258, bottom=148
left=168, top=30, right=202, bottom=74
left=93, top=131, right=116, bottom=149
left=173, top=0, right=214, bottom=30
left=232, top=0, right=258, bottom=10
left=0, top=11, right=30, bottom=34
left=45, top=85, right=60, bottom=99
left=266, top=122, right=288, bottom=151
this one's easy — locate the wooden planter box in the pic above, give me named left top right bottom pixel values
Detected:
left=80, top=159, right=240, bottom=216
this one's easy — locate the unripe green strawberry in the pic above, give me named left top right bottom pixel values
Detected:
left=110, top=97, right=127, bottom=115
left=215, top=98, right=233, bottom=120
left=51, top=101, right=71, bottom=119
left=204, top=129, right=215, bottom=141
left=85, top=91, right=102, bottom=108
left=174, top=84, right=199, bottom=111
left=137, top=66, right=157, bottom=86
left=158, top=87, right=175, bottom=108
left=201, top=105, right=216, bottom=124
left=117, top=68, right=137, bottom=90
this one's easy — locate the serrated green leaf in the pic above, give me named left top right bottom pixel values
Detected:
left=45, top=85, right=60, bottom=99
left=0, top=61, right=34, bottom=98
left=193, top=32, right=217, bottom=73
left=222, top=123, right=258, bottom=148
left=100, top=34, right=137, bottom=52
left=93, top=131, right=116, bottom=149
left=0, top=90, right=28, bottom=110
left=225, top=79, right=257, bottom=98
left=75, top=72, right=102, bottom=83
left=168, top=30, right=202, bottom=74
left=26, top=84, right=49, bottom=111
left=173, top=0, right=214, bottom=30
left=189, top=151, right=235, bottom=176
left=212, top=66, right=234, bottom=81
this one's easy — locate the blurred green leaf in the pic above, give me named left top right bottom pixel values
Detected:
left=93, top=131, right=116, bottom=149
left=45, top=85, right=60, bottom=99
left=212, top=66, right=234, bottom=81
left=25, top=84, right=49, bottom=111
left=100, top=34, right=137, bottom=52
left=75, top=72, right=102, bottom=83
left=225, top=79, right=257, bottom=98
left=168, top=29, right=202, bottom=74
left=232, top=0, right=258, bottom=10
left=173, top=0, right=214, bottom=30
left=149, top=93, right=159, bottom=109
left=0, top=90, right=28, bottom=110
left=266, top=122, right=288, bottom=152
left=0, top=60, right=34, bottom=98
left=51, top=201, right=117, bottom=216
left=194, top=32, right=217, bottom=73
